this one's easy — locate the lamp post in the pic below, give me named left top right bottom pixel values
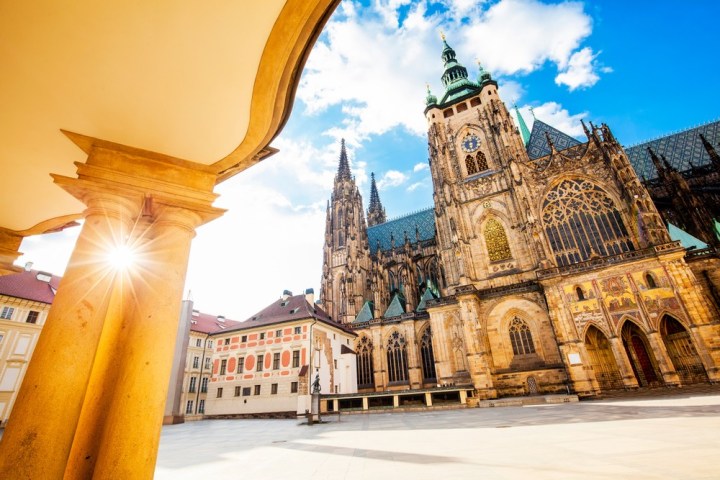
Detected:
left=313, top=336, right=322, bottom=423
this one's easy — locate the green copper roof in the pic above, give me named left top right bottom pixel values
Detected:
left=354, top=301, right=374, bottom=324
left=415, top=288, right=437, bottom=312
left=667, top=222, right=708, bottom=250
left=383, top=293, right=406, bottom=318
left=514, top=105, right=531, bottom=146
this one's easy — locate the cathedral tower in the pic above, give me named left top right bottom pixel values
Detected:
left=320, top=140, right=374, bottom=324
left=424, top=37, right=538, bottom=290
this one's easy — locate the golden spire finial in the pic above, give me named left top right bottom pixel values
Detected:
left=440, top=30, right=446, bottom=41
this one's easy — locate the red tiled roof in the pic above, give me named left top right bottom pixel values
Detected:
left=190, top=311, right=242, bottom=334
left=0, top=269, right=61, bottom=304
left=215, top=294, right=355, bottom=336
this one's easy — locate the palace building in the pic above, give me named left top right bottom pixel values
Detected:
left=319, top=38, right=720, bottom=403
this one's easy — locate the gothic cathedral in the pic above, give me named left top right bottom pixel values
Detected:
left=320, top=38, right=720, bottom=400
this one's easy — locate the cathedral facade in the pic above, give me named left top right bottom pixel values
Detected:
left=320, top=38, right=720, bottom=401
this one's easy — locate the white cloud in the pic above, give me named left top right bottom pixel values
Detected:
left=299, top=0, right=603, bottom=143
left=406, top=181, right=425, bottom=192
left=555, top=47, right=600, bottom=90
left=377, top=170, right=408, bottom=190
left=461, top=0, right=593, bottom=76
left=413, top=162, right=428, bottom=172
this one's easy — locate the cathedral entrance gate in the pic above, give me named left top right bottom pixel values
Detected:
left=660, top=315, right=708, bottom=385
left=621, top=322, right=662, bottom=387
left=584, top=326, right=624, bottom=391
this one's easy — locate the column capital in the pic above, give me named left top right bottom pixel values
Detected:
left=52, top=134, right=226, bottom=228
left=0, top=228, right=24, bottom=275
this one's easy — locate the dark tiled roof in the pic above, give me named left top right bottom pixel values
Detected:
left=340, top=344, right=355, bottom=355
left=526, top=119, right=582, bottom=160
left=0, top=269, right=61, bottom=304
left=215, top=294, right=354, bottom=336
left=625, top=119, right=720, bottom=180
left=190, top=311, right=242, bottom=334
left=367, top=208, right=435, bottom=254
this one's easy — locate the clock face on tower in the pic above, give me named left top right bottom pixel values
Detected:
left=461, top=133, right=480, bottom=153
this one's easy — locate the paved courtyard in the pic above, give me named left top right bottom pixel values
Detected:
left=156, top=393, right=720, bottom=480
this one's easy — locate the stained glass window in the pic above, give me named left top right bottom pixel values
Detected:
left=509, top=318, right=535, bottom=355
left=387, top=331, right=409, bottom=383
left=542, top=179, right=634, bottom=267
left=356, top=336, right=374, bottom=387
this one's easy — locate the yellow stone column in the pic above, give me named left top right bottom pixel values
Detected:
left=0, top=138, right=223, bottom=480
left=0, top=193, right=141, bottom=479
left=608, top=336, right=640, bottom=388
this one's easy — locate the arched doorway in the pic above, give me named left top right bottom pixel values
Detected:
left=621, top=321, right=662, bottom=387
left=584, top=326, right=624, bottom=391
left=660, top=315, right=708, bottom=385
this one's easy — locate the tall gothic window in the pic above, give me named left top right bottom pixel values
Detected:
left=465, top=155, right=478, bottom=175
left=356, top=336, right=374, bottom=388
left=386, top=331, right=409, bottom=383
left=509, top=318, right=536, bottom=355
left=542, top=178, right=634, bottom=267
left=484, top=218, right=512, bottom=262
left=476, top=151, right=488, bottom=171
left=420, top=327, right=436, bottom=381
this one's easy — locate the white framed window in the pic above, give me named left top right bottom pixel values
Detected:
left=0, top=307, right=14, bottom=320
left=185, top=400, right=193, bottom=414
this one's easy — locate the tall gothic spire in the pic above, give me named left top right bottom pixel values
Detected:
left=337, top=138, right=352, bottom=181
left=367, top=172, right=387, bottom=226
left=514, top=105, right=531, bottom=146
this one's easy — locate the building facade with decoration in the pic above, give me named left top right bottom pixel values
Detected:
left=204, top=290, right=356, bottom=417
left=171, top=305, right=241, bottom=422
left=0, top=266, right=60, bottom=425
left=319, top=38, right=720, bottom=403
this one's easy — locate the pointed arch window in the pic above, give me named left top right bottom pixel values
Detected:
left=509, top=318, right=536, bottom=355
left=465, top=155, right=478, bottom=175
left=387, top=331, right=409, bottom=383
left=356, top=336, right=374, bottom=388
left=476, top=151, right=488, bottom=171
left=484, top=218, right=512, bottom=262
left=576, top=286, right=585, bottom=301
left=645, top=273, right=657, bottom=289
left=542, top=178, right=634, bottom=267
left=420, top=327, right=436, bottom=381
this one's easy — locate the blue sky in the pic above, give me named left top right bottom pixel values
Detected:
left=18, top=0, right=720, bottom=321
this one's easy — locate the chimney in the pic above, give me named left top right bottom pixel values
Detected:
left=305, top=288, right=315, bottom=305
left=282, top=289, right=292, bottom=301
left=24, top=262, right=33, bottom=272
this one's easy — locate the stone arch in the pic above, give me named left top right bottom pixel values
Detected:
left=659, top=314, right=708, bottom=385
left=539, top=176, right=635, bottom=267
left=485, top=300, right=553, bottom=370
left=620, top=319, right=663, bottom=387
left=583, top=324, right=624, bottom=391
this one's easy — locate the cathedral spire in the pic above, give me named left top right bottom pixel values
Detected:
left=367, top=172, right=387, bottom=227
left=513, top=104, right=531, bottom=146
left=337, top=138, right=352, bottom=181
left=648, top=147, right=668, bottom=180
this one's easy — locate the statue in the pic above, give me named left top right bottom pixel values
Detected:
left=312, top=373, right=321, bottom=394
